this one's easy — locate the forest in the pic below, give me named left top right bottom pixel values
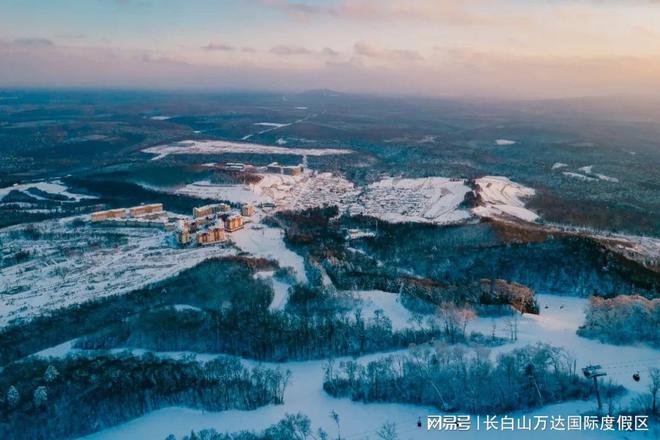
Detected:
left=166, top=413, right=327, bottom=440
left=0, top=353, right=289, bottom=440
left=74, top=285, right=445, bottom=361
left=279, top=209, right=659, bottom=299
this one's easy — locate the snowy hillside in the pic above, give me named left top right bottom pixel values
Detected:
left=0, top=218, right=236, bottom=325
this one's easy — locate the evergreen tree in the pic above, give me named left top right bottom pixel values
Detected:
left=44, top=365, right=59, bottom=383
left=33, top=386, right=47, bottom=408
left=6, top=386, right=20, bottom=408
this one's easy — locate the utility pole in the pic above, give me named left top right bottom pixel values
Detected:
left=525, top=363, right=544, bottom=406
left=582, top=365, right=607, bottom=411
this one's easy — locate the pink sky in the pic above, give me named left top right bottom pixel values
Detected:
left=1, top=0, right=660, bottom=99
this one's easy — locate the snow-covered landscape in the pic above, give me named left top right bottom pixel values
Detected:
left=0, top=179, right=95, bottom=203
left=2, top=55, right=660, bottom=439
left=472, top=176, right=539, bottom=222
left=170, top=164, right=544, bottom=226
left=65, top=291, right=658, bottom=440
left=350, top=177, right=472, bottom=224
left=142, top=139, right=354, bottom=160
left=3, top=155, right=658, bottom=440
left=0, top=218, right=236, bottom=325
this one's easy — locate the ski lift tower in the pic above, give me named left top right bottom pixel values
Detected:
left=582, top=365, right=607, bottom=411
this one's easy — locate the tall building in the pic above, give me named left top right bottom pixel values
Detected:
left=176, top=228, right=191, bottom=245
left=225, top=214, right=244, bottom=232
left=241, top=204, right=255, bottom=217
left=196, top=221, right=226, bottom=245
left=193, top=205, right=214, bottom=219
left=174, top=220, right=191, bottom=245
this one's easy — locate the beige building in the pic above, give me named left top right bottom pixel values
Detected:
left=266, top=162, right=304, bottom=176
left=197, top=223, right=226, bottom=245
left=193, top=205, right=214, bottom=219
left=129, top=203, right=163, bottom=217
left=225, top=214, right=244, bottom=232
left=241, top=204, right=255, bottom=217
left=193, top=203, right=232, bottom=218
left=176, top=229, right=191, bottom=245
left=91, top=208, right=127, bottom=222
left=283, top=164, right=304, bottom=176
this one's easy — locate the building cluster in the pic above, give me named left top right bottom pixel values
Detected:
left=175, top=202, right=255, bottom=246
left=266, top=162, right=304, bottom=176
left=90, top=201, right=256, bottom=247
left=90, top=203, right=169, bottom=228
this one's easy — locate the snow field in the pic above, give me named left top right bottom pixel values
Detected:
left=0, top=179, right=95, bottom=202
left=472, top=176, right=539, bottom=222
left=231, top=223, right=308, bottom=284
left=142, top=139, right=353, bottom=160
left=350, top=177, right=473, bottom=225
left=350, top=289, right=420, bottom=331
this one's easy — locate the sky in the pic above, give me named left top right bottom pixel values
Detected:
left=1, top=0, right=660, bottom=99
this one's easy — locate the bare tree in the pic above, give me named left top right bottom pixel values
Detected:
left=649, top=367, right=660, bottom=415
left=436, top=302, right=475, bottom=343
left=503, top=315, right=519, bottom=341
left=330, top=410, right=341, bottom=440
left=376, top=421, right=399, bottom=440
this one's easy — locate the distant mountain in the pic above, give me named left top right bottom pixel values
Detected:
left=297, top=89, right=343, bottom=98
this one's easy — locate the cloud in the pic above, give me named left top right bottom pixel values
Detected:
left=321, top=47, right=340, bottom=56
left=354, top=41, right=379, bottom=57
left=2, top=41, right=660, bottom=99
left=11, top=38, right=54, bottom=47
left=241, top=46, right=257, bottom=53
left=55, top=33, right=85, bottom=40
left=140, top=53, right=189, bottom=66
left=270, top=44, right=312, bottom=55
left=202, top=42, right=235, bottom=51
left=260, top=0, right=531, bottom=27
left=354, top=41, right=423, bottom=62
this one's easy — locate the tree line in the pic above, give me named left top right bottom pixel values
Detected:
left=75, top=285, right=443, bottom=362
left=323, top=343, right=619, bottom=414
left=0, top=353, right=289, bottom=440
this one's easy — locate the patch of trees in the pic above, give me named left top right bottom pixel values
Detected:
left=478, top=279, right=539, bottom=314
left=75, top=285, right=442, bottom=362
left=320, top=247, right=539, bottom=316
left=275, top=213, right=564, bottom=313
left=323, top=343, right=617, bottom=414
left=578, top=295, right=660, bottom=347
left=0, top=353, right=288, bottom=440
left=275, top=206, right=342, bottom=245
left=168, top=413, right=326, bottom=440
left=0, top=257, right=273, bottom=366
left=527, top=189, right=659, bottom=238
